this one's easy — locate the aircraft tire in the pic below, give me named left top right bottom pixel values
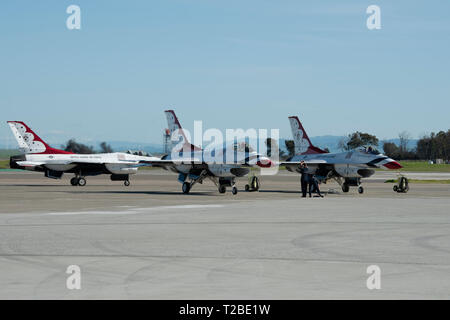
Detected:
left=218, top=185, right=226, bottom=194
left=245, top=184, right=250, bottom=192
left=232, top=187, right=238, bottom=195
left=70, top=177, right=78, bottom=186
left=358, top=186, right=364, bottom=194
left=342, top=184, right=350, bottom=193
left=77, top=178, right=86, bottom=186
left=124, top=180, right=130, bottom=186
left=182, top=182, right=191, bottom=194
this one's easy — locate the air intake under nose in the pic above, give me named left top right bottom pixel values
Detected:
left=230, top=167, right=250, bottom=177
left=357, top=169, right=375, bottom=178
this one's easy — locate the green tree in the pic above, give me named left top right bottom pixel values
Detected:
left=383, top=142, right=399, bottom=159
left=266, top=138, right=287, bottom=159
left=285, top=140, right=295, bottom=157
left=416, top=130, right=450, bottom=161
left=346, top=132, right=379, bottom=150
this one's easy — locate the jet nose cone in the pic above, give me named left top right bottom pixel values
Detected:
left=256, top=156, right=273, bottom=168
left=383, top=160, right=402, bottom=169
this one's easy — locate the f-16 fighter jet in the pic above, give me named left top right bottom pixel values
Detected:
left=8, top=121, right=161, bottom=186
left=142, top=110, right=273, bottom=195
left=281, top=116, right=402, bottom=194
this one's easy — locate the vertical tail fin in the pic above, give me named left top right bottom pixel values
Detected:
left=7, top=121, right=73, bottom=154
left=288, top=116, right=327, bottom=155
left=164, top=110, right=202, bottom=152
left=7, top=122, right=30, bottom=153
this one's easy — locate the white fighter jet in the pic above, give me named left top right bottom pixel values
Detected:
left=280, top=116, right=402, bottom=194
left=141, top=110, right=273, bottom=195
left=7, top=121, right=161, bottom=186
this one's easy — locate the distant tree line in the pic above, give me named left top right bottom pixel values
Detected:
left=415, top=130, right=450, bottom=161
left=387, top=130, right=450, bottom=161
left=61, top=140, right=113, bottom=154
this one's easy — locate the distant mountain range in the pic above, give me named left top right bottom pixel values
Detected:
left=0, top=136, right=419, bottom=154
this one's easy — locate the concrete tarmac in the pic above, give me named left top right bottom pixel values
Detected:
left=0, top=171, right=449, bottom=299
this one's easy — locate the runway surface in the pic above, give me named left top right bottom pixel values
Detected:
left=0, top=170, right=449, bottom=299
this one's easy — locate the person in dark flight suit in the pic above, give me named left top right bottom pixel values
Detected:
left=299, top=161, right=308, bottom=197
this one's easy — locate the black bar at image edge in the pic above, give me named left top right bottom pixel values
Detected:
left=0, top=300, right=446, bottom=318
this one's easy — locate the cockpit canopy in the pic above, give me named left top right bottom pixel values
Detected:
left=359, top=146, right=381, bottom=155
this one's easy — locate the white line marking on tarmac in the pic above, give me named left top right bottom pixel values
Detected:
left=45, top=204, right=225, bottom=216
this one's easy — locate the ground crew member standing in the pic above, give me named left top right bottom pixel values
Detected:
left=299, top=161, right=308, bottom=197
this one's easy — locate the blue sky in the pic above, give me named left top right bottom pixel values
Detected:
left=1, top=0, right=449, bottom=147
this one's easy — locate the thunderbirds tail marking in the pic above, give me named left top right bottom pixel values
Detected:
left=288, top=116, right=327, bottom=155
left=164, top=110, right=202, bottom=152
left=7, top=121, right=73, bottom=154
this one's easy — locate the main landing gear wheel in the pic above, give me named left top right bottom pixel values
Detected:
left=218, top=185, right=226, bottom=194
left=342, top=183, right=350, bottom=193
left=245, top=184, right=250, bottom=192
left=124, top=180, right=130, bottom=186
left=77, top=177, right=86, bottom=186
left=232, top=186, right=238, bottom=195
left=70, top=177, right=78, bottom=186
left=182, top=182, right=191, bottom=194
left=358, top=186, right=364, bottom=194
